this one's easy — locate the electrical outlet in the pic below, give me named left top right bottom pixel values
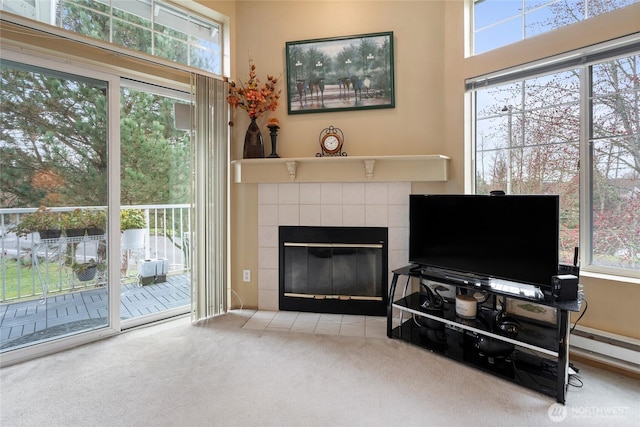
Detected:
left=243, top=270, right=251, bottom=282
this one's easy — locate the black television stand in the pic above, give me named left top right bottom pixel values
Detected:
left=387, top=265, right=582, bottom=404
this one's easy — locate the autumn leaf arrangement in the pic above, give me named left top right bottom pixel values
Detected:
left=228, top=61, right=281, bottom=120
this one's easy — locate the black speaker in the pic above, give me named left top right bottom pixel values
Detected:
left=552, top=274, right=578, bottom=301
left=558, top=263, right=580, bottom=276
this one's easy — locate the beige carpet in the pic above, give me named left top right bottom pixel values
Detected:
left=1, top=310, right=639, bottom=427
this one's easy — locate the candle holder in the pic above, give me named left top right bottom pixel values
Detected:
left=267, top=124, right=280, bottom=158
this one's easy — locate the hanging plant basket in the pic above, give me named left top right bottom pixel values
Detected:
left=75, top=265, right=98, bottom=282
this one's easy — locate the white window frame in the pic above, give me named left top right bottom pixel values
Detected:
left=466, top=35, right=640, bottom=282
left=1, top=0, right=228, bottom=77
left=471, top=0, right=640, bottom=55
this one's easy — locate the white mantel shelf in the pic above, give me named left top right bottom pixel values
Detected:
left=231, top=155, right=450, bottom=184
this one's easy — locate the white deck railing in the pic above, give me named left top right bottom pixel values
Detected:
left=0, top=204, right=190, bottom=302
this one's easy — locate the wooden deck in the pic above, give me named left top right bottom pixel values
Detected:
left=0, top=274, right=190, bottom=350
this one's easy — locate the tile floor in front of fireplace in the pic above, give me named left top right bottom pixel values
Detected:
left=242, top=310, right=392, bottom=338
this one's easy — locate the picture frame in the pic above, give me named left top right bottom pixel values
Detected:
left=285, top=31, right=395, bottom=115
left=505, top=298, right=558, bottom=326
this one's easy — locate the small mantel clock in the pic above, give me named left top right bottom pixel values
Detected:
left=317, top=125, right=347, bottom=157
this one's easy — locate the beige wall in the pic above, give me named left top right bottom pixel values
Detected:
left=222, top=1, right=640, bottom=340
left=229, top=1, right=449, bottom=159
left=223, top=1, right=457, bottom=311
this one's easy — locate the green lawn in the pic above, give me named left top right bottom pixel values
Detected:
left=1, top=257, right=143, bottom=303
left=1, top=258, right=79, bottom=301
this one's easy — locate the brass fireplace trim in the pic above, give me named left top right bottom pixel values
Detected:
left=284, top=292, right=383, bottom=301
left=284, top=242, right=384, bottom=249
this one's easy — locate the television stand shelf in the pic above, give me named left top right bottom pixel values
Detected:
left=386, top=265, right=582, bottom=404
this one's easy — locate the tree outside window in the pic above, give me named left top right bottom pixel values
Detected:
left=474, top=54, right=639, bottom=273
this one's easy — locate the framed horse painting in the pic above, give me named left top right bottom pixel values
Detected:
left=285, top=31, right=395, bottom=115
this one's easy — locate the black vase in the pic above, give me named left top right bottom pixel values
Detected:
left=243, top=117, right=264, bottom=159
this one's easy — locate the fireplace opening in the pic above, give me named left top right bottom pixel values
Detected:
left=279, top=226, right=388, bottom=316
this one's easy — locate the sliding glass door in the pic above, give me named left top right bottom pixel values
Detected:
left=0, top=55, right=195, bottom=355
left=119, top=81, right=192, bottom=326
left=0, top=43, right=231, bottom=365
left=0, top=58, right=112, bottom=351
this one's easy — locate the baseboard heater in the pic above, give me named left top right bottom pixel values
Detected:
left=570, top=324, right=640, bottom=374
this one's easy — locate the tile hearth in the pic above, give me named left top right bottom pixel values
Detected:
left=242, top=310, right=389, bottom=338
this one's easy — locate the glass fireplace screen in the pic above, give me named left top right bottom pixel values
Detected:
left=283, top=243, right=383, bottom=300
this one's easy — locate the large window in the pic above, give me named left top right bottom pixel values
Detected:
left=589, top=57, right=640, bottom=271
left=475, top=70, right=581, bottom=266
left=473, top=0, right=639, bottom=55
left=1, top=0, right=222, bottom=74
left=470, top=42, right=640, bottom=277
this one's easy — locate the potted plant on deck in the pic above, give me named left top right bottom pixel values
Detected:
left=84, top=209, right=107, bottom=236
left=61, top=209, right=87, bottom=237
left=120, top=209, right=146, bottom=249
left=12, top=206, right=62, bottom=239
left=61, top=209, right=107, bottom=237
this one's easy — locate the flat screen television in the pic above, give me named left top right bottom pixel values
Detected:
left=409, top=194, right=559, bottom=290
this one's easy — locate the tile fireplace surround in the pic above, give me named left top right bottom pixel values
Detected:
left=257, top=181, right=410, bottom=311
left=233, top=155, right=450, bottom=312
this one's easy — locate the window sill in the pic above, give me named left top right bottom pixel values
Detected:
left=580, top=269, right=640, bottom=286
